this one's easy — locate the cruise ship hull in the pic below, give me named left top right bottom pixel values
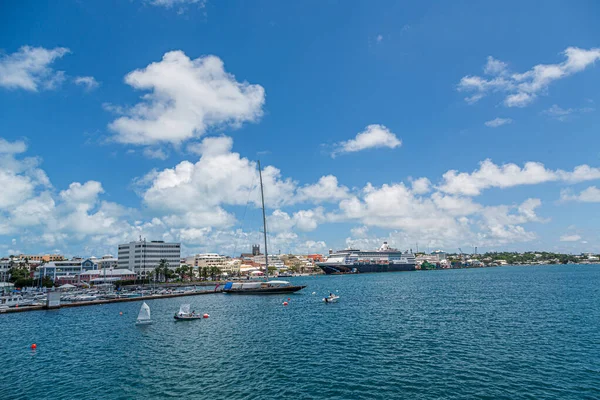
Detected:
left=317, top=263, right=416, bottom=275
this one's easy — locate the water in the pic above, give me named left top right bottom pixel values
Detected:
left=1, top=265, right=599, bottom=399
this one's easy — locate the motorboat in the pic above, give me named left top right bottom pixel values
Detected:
left=136, top=302, right=153, bottom=325
left=174, top=304, right=202, bottom=321
left=0, top=295, right=34, bottom=308
left=323, top=294, right=340, bottom=303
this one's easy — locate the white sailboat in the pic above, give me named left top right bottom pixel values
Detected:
left=136, top=302, right=152, bottom=325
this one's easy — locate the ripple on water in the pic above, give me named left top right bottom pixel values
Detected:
left=1, top=265, right=600, bottom=399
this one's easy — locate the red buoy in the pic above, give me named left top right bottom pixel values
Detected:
left=287, top=298, right=290, bottom=301
left=203, top=313, right=209, bottom=318
left=283, top=301, right=288, bottom=306
left=119, top=312, right=123, bottom=315
left=31, top=344, right=37, bottom=350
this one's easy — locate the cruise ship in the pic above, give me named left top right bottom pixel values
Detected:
left=317, top=242, right=416, bottom=274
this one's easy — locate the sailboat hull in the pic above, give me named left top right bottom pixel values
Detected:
left=223, top=285, right=306, bottom=294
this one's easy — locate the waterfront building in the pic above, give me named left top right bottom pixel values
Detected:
left=0, top=258, right=10, bottom=282
left=185, top=254, right=240, bottom=275
left=18, top=254, right=64, bottom=262
left=95, top=255, right=118, bottom=269
left=117, top=240, right=181, bottom=278
left=79, top=268, right=136, bottom=283
left=252, top=254, right=285, bottom=269
left=34, top=258, right=98, bottom=282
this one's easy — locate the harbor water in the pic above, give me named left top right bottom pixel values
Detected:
left=1, top=264, right=599, bottom=399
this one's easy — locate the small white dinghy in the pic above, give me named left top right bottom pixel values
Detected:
left=323, top=294, right=340, bottom=303
left=136, top=302, right=153, bottom=325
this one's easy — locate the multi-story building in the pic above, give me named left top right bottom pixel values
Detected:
left=18, top=254, right=64, bottom=263
left=186, top=253, right=240, bottom=275
left=117, top=240, right=181, bottom=278
left=79, top=268, right=136, bottom=283
left=252, top=254, right=285, bottom=269
left=34, top=259, right=97, bottom=282
left=95, top=255, right=119, bottom=270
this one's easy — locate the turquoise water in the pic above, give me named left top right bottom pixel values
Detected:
left=1, top=265, right=599, bottom=399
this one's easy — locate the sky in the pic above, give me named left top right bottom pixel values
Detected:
left=0, top=0, right=599, bottom=258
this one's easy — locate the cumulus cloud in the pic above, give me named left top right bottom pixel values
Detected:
left=107, top=51, right=265, bottom=145
left=560, top=186, right=600, bottom=203
left=331, top=124, right=401, bottom=157
left=2, top=133, right=598, bottom=256
left=296, top=175, right=350, bottom=203
left=484, top=117, right=513, bottom=128
left=439, top=159, right=600, bottom=196
left=74, top=76, right=100, bottom=91
left=0, top=46, right=70, bottom=91
left=458, top=47, right=600, bottom=107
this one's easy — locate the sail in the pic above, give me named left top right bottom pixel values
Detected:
left=179, top=304, right=190, bottom=315
left=137, top=302, right=151, bottom=321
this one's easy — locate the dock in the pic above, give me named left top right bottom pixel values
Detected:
left=0, top=288, right=223, bottom=314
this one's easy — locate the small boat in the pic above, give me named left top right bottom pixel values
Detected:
left=323, top=294, right=339, bottom=303
left=0, top=295, right=34, bottom=308
left=174, top=304, right=202, bottom=321
left=136, top=302, right=153, bottom=325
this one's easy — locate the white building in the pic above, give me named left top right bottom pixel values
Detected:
left=253, top=255, right=285, bottom=269
left=186, top=254, right=240, bottom=275
left=34, top=259, right=98, bottom=282
left=96, top=255, right=118, bottom=269
left=117, top=240, right=181, bottom=278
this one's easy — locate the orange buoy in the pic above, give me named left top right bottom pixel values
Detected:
left=203, top=313, right=209, bottom=318
left=31, top=344, right=37, bottom=350
left=283, top=301, right=288, bottom=306
left=119, top=312, right=123, bottom=315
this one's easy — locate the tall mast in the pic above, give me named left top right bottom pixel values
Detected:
left=258, top=160, right=269, bottom=281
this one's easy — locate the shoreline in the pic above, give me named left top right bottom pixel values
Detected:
left=1, top=288, right=223, bottom=315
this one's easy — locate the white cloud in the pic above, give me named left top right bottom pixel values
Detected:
left=560, top=186, right=600, bottom=203
left=108, top=51, right=265, bottom=145
left=439, top=159, right=600, bottom=196
left=296, top=175, right=350, bottom=203
left=74, top=76, right=100, bottom=91
left=483, top=56, right=508, bottom=76
left=484, top=117, right=513, bottom=128
left=331, top=124, right=401, bottom=157
left=411, top=177, right=431, bottom=194
left=542, top=104, right=594, bottom=121
left=2, top=134, right=598, bottom=256
left=458, top=47, right=600, bottom=107
left=0, top=138, right=27, bottom=154
left=138, top=136, right=297, bottom=221
left=0, top=46, right=70, bottom=91
left=376, top=35, right=383, bottom=43
left=560, top=234, right=582, bottom=242
left=143, top=148, right=169, bottom=160
left=146, top=0, right=205, bottom=9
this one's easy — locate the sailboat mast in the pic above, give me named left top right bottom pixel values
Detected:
left=258, top=160, right=269, bottom=280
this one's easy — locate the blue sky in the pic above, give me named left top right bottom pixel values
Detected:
left=1, top=0, right=599, bottom=257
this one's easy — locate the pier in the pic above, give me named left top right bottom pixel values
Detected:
left=0, top=288, right=223, bottom=314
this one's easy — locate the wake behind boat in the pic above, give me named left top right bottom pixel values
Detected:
left=174, top=304, right=202, bottom=320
